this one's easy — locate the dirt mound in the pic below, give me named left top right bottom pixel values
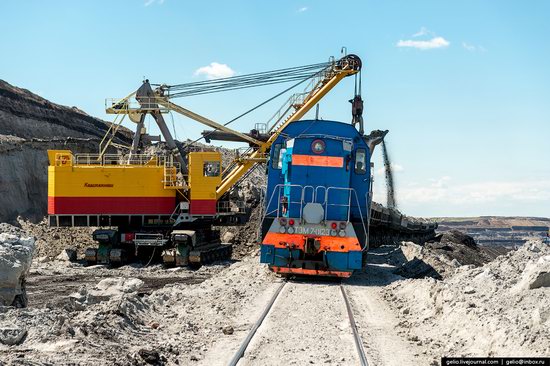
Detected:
left=223, top=202, right=263, bottom=259
left=385, top=239, right=550, bottom=357
left=395, top=230, right=491, bottom=279
left=438, top=229, right=477, bottom=247
left=18, top=218, right=96, bottom=259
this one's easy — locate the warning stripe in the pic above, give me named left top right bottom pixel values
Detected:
left=262, top=232, right=361, bottom=252
left=48, top=196, right=175, bottom=215
left=292, top=154, right=344, bottom=168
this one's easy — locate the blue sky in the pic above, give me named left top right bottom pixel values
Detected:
left=1, top=0, right=549, bottom=217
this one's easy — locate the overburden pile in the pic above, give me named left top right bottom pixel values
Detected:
left=385, top=239, right=550, bottom=357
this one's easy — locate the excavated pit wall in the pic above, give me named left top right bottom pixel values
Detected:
left=0, top=136, right=101, bottom=222
left=0, top=79, right=131, bottom=223
left=0, top=80, right=131, bottom=141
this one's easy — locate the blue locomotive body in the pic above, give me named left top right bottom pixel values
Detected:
left=260, top=120, right=371, bottom=277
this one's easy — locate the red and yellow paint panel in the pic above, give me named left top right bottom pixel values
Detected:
left=47, top=150, right=175, bottom=215
left=188, top=152, right=221, bottom=215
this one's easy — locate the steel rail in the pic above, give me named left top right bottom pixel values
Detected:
left=227, top=281, right=286, bottom=366
left=340, top=284, right=369, bottom=366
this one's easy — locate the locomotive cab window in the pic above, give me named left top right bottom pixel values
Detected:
left=355, top=149, right=367, bottom=174
left=203, top=161, right=220, bottom=177
left=271, top=143, right=282, bottom=169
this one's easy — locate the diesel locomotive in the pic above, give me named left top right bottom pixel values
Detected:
left=259, top=120, right=437, bottom=277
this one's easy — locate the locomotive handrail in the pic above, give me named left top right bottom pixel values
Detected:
left=301, top=185, right=315, bottom=206
left=256, top=187, right=267, bottom=243
left=353, top=190, right=368, bottom=251
left=315, top=186, right=327, bottom=204
left=264, top=184, right=367, bottom=241
left=325, top=187, right=354, bottom=222
left=324, top=187, right=367, bottom=248
left=265, top=184, right=305, bottom=219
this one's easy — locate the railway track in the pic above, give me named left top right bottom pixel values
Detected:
left=340, top=284, right=369, bottom=365
left=228, top=281, right=369, bottom=366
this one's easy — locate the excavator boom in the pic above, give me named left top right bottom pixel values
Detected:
left=216, top=55, right=361, bottom=198
left=103, top=54, right=361, bottom=200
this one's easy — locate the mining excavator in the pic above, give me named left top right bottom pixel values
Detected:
left=47, top=54, right=365, bottom=266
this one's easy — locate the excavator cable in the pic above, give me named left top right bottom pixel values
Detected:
left=163, top=62, right=329, bottom=90
left=181, top=70, right=318, bottom=149
left=161, top=62, right=331, bottom=98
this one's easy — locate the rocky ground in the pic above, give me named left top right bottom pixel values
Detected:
left=393, top=230, right=508, bottom=279
left=1, top=254, right=280, bottom=365
left=16, top=219, right=97, bottom=259
left=0, top=221, right=548, bottom=365
left=384, top=239, right=550, bottom=358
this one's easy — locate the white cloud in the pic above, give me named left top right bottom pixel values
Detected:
left=462, top=42, right=487, bottom=52
left=412, top=27, right=431, bottom=38
left=397, top=28, right=450, bottom=50
left=298, top=6, right=308, bottom=12
left=430, top=176, right=451, bottom=188
left=462, top=42, right=476, bottom=51
left=396, top=36, right=450, bottom=50
left=372, top=175, right=550, bottom=216
left=397, top=178, right=550, bottom=205
left=145, top=0, right=164, bottom=6
left=194, top=62, right=236, bottom=80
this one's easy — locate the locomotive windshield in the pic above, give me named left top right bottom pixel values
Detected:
left=271, top=143, right=283, bottom=169
left=355, top=148, right=367, bottom=174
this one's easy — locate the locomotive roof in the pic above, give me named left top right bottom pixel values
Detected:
left=277, top=120, right=365, bottom=143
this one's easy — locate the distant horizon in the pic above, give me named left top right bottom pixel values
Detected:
left=428, top=216, right=550, bottom=220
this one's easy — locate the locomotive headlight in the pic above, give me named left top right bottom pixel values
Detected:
left=287, top=227, right=295, bottom=234
left=311, top=139, right=325, bottom=154
left=330, top=229, right=337, bottom=236
left=338, top=230, right=346, bottom=237
left=279, top=226, right=287, bottom=234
